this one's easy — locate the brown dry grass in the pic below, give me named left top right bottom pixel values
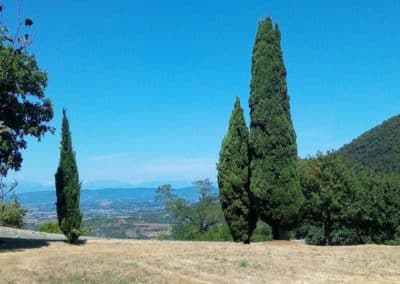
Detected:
left=1, top=239, right=400, bottom=283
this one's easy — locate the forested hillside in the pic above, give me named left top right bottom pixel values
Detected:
left=337, top=115, right=400, bottom=174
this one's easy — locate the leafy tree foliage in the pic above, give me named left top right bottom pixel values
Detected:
left=356, top=171, right=400, bottom=244
left=218, top=97, right=256, bottom=243
left=0, top=176, right=17, bottom=201
left=298, top=152, right=360, bottom=245
left=0, top=6, right=53, bottom=176
left=337, top=115, right=400, bottom=175
left=298, top=152, right=400, bottom=245
left=248, top=17, right=303, bottom=239
left=55, top=109, right=83, bottom=243
left=155, top=184, right=174, bottom=204
left=0, top=194, right=26, bottom=228
left=193, top=178, right=213, bottom=202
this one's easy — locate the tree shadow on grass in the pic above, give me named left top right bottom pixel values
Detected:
left=0, top=237, right=87, bottom=252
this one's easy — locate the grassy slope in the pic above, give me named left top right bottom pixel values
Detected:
left=1, top=238, right=400, bottom=283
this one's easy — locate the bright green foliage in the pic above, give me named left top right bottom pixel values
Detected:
left=250, top=221, right=273, bottom=242
left=55, top=109, right=83, bottom=243
left=337, top=115, right=400, bottom=175
left=218, top=97, right=256, bottom=243
left=0, top=15, right=53, bottom=176
left=356, top=172, right=400, bottom=244
left=39, top=220, right=62, bottom=234
left=0, top=196, right=26, bottom=228
left=248, top=17, right=303, bottom=239
left=298, top=152, right=361, bottom=245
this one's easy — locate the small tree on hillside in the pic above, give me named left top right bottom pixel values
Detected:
left=192, top=179, right=219, bottom=231
left=193, top=178, right=213, bottom=202
left=55, top=109, right=83, bottom=243
left=218, top=97, right=257, bottom=243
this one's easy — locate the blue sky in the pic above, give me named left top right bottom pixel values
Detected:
left=3, top=0, right=400, bottom=188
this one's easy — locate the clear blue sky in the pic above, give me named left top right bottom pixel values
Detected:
left=3, top=0, right=400, bottom=188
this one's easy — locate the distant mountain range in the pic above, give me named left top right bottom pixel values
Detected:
left=337, top=114, right=400, bottom=174
left=17, top=187, right=206, bottom=206
left=13, top=179, right=215, bottom=194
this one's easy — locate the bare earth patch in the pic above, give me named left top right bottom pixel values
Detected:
left=1, top=238, right=400, bottom=283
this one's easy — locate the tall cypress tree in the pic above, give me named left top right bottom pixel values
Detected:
left=218, top=97, right=256, bottom=243
left=249, top=17, right=303, bottom=240
left=55, top=109, right=83, bottom=243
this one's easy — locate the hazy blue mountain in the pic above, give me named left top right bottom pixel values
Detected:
left=13, top=181, right=53, bottom=194
left=17, top=186, right=218, bottom=207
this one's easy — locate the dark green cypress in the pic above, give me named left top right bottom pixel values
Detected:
left=55, top=109, right=83, bottom=243
left=248, top=17, right=303, bottom=240
left=218, top=97, right=256, bottom=243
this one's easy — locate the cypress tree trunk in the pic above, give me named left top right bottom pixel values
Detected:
left=55, top=109, right=83, bottom=243
left=324, top=222, right=332, bottom=245
left=272, top=225, right=289, bottom=240
left=218, top=97, right=257, bottom=243
left=248, top=17, right=303, bottom=240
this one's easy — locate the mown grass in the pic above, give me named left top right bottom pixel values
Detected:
left=1, top=239, right=400, bottom=283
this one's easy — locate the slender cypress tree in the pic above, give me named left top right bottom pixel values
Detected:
left=55, top=109, right=83, bottom=243
left=218, top=97, right=257, bottom=243
left=248, top=17, right=303, bottom=240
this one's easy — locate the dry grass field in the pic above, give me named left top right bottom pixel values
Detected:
left=1, top=238, right=400, bottom=283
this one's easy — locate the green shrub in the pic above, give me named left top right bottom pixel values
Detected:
left=194, top=223, right=232, bottom=241
left=302, top=225, right=325, bottom=245
left=238, top=259, right=249, bottom=268
left=251, top=221, right=272, bottom=242
left=0, top=197, right=27, bottom=228
left=39, top=221, right=62, bottom=234
left=384, top=239, right=400, bottom=246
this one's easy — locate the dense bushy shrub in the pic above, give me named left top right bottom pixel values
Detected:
left=250, top=221, right=272, bottom=242
left=39, top=221, right=62, bottom=234
left=356, top=172, right=400, bottom=244
left=0, top=196, right=27, bottom=228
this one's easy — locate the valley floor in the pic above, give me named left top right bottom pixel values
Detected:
left=1, top=234, right=400, bottom=283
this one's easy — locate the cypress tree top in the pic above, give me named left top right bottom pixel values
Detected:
left=249, top=17, right=303, bottom=235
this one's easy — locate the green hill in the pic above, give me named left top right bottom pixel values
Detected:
left=337, top=115, right=400, bottom=174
